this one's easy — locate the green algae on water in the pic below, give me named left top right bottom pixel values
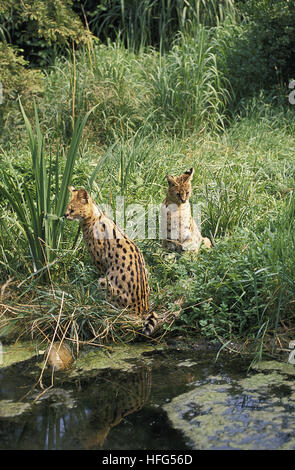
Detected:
left=0, top=399, right=31, bottom=418
left=164, top=367, right=295, bottom=450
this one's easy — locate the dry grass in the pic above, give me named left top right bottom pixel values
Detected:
left=0, top=281, right=184, bottom=350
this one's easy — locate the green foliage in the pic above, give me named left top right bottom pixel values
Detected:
left=150, top=204, right=295, bottom=343
left=0, top=0, right=91, bottom=137
left=75, top=0, right=236, bottom=51
left=0, top=101, right=95, bottom=275
left=203, top=163, right=256, bottom=237
left=40, top=42, right=147, bottom=144
left=178, top=238, right=276, bottom=339
left=0, top=42, right=43, bottom=100
left=1, top=1, right=295, bottom=351
left=148, top=25, right=231, bottom=135
left=241, top=0, right=295, bottom=81
left=35, top=29, right=232, bottom=145
left=0, top=0, right=91, bottom=66
left=1, top=90, right=295, bottom=349
left=0, top=41, right=44, bottom=133
left=222, top=0, right=295, bottom=102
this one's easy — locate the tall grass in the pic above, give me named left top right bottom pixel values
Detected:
left=41, top=42, right=148, bottom=144
left=40, top=22, right=233, bottom=143
left=204, top=163, right=256, bottom=238
left=87, top=0, right=236, bottom=51
left=1, top=94, right=295, bottom=351
left=148, top=26, right=231, bottom=135
left=0, top=101, right=95, bottom=275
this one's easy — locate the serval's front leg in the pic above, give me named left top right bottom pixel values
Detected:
left=98, top=276, right=130, bottom=308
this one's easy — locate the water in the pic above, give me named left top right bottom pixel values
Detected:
left=0, top=342, right=295, bottom=450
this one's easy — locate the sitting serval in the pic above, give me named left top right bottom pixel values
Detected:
left=64, top=186, right=157, bottom=336
left=161, top=168, right=212, bottom=254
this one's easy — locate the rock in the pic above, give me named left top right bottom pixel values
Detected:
left=47, top=342, right=73, bottom=371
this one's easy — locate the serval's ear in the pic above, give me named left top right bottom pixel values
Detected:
left=167, top=175, right=177, bottom=186
left=76, top=188, right=89, bottom=204
left=183, top=168, right=194, bottom=181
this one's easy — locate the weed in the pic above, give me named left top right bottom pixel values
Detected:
left=0, top=101, right=96, bottom=274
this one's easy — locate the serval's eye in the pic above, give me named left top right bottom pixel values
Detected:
left=176, top=192, right=180, bottom=197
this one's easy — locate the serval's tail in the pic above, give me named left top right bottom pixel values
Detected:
left=142, top=311, right=158, bottom=336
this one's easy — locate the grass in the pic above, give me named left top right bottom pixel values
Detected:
left=149, top=24, right=233, bottom=135
left=0, top=100, right=96, bottom=275
left=1, top=21, right=295, bottom=359
left=86, top=0, right=236, bottom=52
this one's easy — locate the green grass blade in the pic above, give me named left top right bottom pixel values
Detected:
left=88, top=142, right=115, bottom=189
left=55, top=105, right=98, bottom=218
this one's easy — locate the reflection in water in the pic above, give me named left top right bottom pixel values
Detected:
left=2, top=349, right=294, bottom=450
left=80, top=366, right=152, bottom=449
left=0, top=366, right=152, bottom=450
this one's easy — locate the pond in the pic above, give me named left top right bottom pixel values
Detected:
left=0, top=340, right=295, bottom=450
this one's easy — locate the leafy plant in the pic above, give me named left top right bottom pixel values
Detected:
left=0, top=100, right=95, bottom=275
left=0, top=0, right=91, bottom=66
left=0, top=41, right=44, bottom=136
left=218, top=0, right=295, bottom=104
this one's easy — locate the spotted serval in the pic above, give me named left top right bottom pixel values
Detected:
left=161, top=168, right=212, bottom=254
left=64, top=186, right=157, bottom=335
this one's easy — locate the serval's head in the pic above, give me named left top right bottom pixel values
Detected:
left=64, top=186, right=99, bottom=221
left=166, top=168, right=194, bottom=205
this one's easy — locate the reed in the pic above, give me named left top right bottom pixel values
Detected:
left=0, top=101, right=95, bottom=275
left=89, top=0, right=236, bottom=51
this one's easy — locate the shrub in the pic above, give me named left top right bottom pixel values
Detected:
left=0, top=42, right=44, bottom=135
left=224, top=0, right=295, bottom=102
left=0, top=0, right=91, bottom=66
